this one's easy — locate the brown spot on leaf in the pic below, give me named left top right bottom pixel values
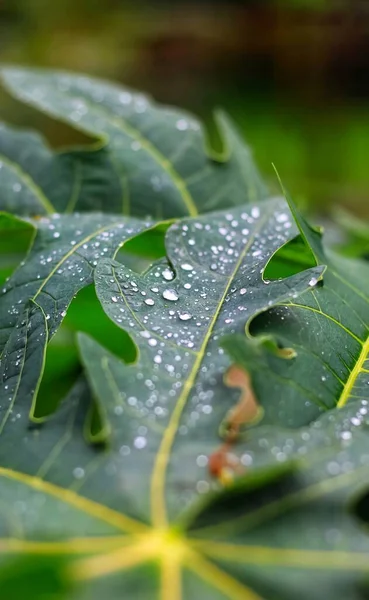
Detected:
left=208, top=364, right=263, bottom=484
left=208, top=443, right=243, bottom=485
left=222, top=365, right=264, bottom=440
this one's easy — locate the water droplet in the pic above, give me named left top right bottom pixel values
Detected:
left=134, top=436, right=147, bottom=449
left=163, top=289, right=179, bottom=302
left=196, top=455, right=208, bottom=467
left=276, top=213, right=289, bottom=223
left=73, top=467, right=85, bottom=479
left=178, top=312, right=192, bottom=321
left=181, top=263, right=193, bottom=271
left=176, top=119, right=188, bottom=131
left=145, top=298, right=155, bottom=306
left=162, top=268, right=174, bottom=281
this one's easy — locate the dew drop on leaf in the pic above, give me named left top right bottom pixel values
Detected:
left=163, top=289, right=179, bottom=302
left=178, top=312, right=192, bottom=321
left=162, top=268, right=174, bottom=281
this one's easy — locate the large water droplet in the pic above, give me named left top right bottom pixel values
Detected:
left=163, top=289, right=179, bottom=302
left=179, top=311, right=192, bottom=321
left=162, top=268, right=174, bottom=281
left=134, top=436, right=147, bottom=449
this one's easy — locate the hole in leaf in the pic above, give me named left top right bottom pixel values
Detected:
left=264, top=234, right=316, bottom=280
left=0, top=555, right=69, bottom=598
left=63, top=285, right=137, bottom=363
left=119, top=223, right=169, bottom=259
left=116, top=222, right=170, bottom=274
left=0, top=217, right=33, bottom=287
left=188, top=463, right=295, bottom=532
left=34, top=329, right=80, bottom=419
left=352, top=488, right=369, bottom=526
left=35, top=284, right=137, bottom=420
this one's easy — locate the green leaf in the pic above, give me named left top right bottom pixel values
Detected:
left=0, top=122, right=125, bottom=216
left=0, top=212, right=155, bottom=433
left=224, top=194, right=369, bottom=427
left=0, top=299, right=47, bottom=430
left=187, top=424, right=369, bottom=600
left=0, top=67, right=268, bottom=218
left=78, top=197, right=324, bottom=521
left=0, top=212, right=154, bottom=350
left=0, top=198, right=368, bottom=599
left=333, top=207, right=369, bottom=260
left=0, top=555, right=71, bottom=599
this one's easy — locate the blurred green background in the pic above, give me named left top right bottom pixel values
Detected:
left=0, top=0, right=368, bottom=217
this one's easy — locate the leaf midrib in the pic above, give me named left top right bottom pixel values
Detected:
left=12, top=81, right=199, bottom=218
left=337, top=334, right=369, bottom=408
left=77, top=96, right=199, bottom=217
left=32, top=222, right=118, bottom=301
left=0, top=463, right=367, bottom=599
left=149, top=206, right=274, bottom=529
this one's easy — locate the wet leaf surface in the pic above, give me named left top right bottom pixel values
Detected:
left=1, top=67, right=267, bottom=219
left=0, top=69, right=368, bottom=600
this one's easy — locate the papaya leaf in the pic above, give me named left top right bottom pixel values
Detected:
left=186, top=428, right=369, bottom=600
left=0, top=211, right=156, bottom=430
left=223, top=193, right=369, bottom=429
left=77, top=197, right=324, bottom=524
left=0, top=212, right=155, bottom=350
left=0, top=122, right=125, bottom=216
left=1, top=198, right=368, bottom=599
left=0, top=67, right=268, bottom=219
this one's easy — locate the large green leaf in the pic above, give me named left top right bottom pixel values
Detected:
left=223, top=194, right=369, bottom=428
left=79, top=197, right=324, bottom=523
left=0, top=122, right=126, bottom=216
left=0, top=212, right=154, bottom=434
left=0, top=67, right=268, bottom=219
left=0, top=212, right=154, bottom=350
left=0, top=198, right=368, bottom=599
left=1, top=372, right=368, bottom=600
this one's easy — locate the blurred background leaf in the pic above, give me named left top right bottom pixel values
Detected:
left=0, top=555, right=71, bottom=599
left=0, top=0, right=368, bottom=218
